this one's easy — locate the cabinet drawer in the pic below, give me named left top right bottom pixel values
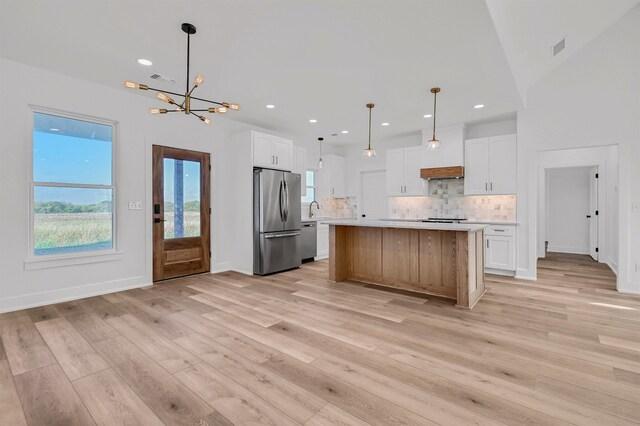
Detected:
left=485, top=225, right=515, bottom=237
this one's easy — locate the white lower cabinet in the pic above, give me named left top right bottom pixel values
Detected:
left=484, top=225, right=516, bottom=272
left=316, top=223, right=329, bottom=259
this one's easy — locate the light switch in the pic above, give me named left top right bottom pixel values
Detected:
left=128, top=201, right=143, bottom=210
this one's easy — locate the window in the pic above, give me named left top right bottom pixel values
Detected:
left=301, top=170, right=316, bottom=203
left=31, top=110, right=115, bottom=257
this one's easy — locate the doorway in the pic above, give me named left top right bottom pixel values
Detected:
left=152, top=145, right=210, bottom=281
left=545, top=166, right=598, bottom=259
left=360, top=170, right=387, bottom=219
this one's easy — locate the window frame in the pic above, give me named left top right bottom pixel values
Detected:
left=26, top=106, right=119, bottom=265
left=301, top=169, right=316, bottom=205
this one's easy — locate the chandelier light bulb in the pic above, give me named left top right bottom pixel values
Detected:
left=124, top=80, right=139, bottom=89
left=194, top=74, right=205, bottom=86
left=156, top=92, right=174, bottom=104
left=362, top=148, right=377, bottom=158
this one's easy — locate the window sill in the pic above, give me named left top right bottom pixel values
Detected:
left=24, top=250, right=124, bottom=271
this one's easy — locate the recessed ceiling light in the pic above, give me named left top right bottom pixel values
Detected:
left=309, top=119, right=317, bottom=123
left=50, top=128, right=60, bottom=132
left=381, top=122, right=390, bottom=126
left=137, top=58, right=153, bottom=66
left=341, top=130, right=349, bottom=134
left=265, top=104, right=275, bottom=109
left=423, top=114, right=432, bottom=118
left=474, top=104, right=485, bottom=109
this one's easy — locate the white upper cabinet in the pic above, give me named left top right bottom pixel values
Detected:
left=386, top=147, right=425, bottom=196
left=316, top=154, right=346, bottom=199
left=489, top=134, right=517, bottom=194
left=464, top=134, right=516, bottom=195
left=251, top=131, right=293, bottom=171
left=292, top=146, right=307, bottom=196
left=464, top=138, right=491, bottom=195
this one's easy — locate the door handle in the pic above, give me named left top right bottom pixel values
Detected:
left=486, top=239, right=489, bottom=248
left=586, top=215, right=591, bottom=218
left=154, top=218, right=166, bottom=223
left=362, top=214, right=366, bottom=218
left=283, top=179, right=289, bottom=221
left=490, top=182, right=493, bottom=191
left=264, top=232, right=301, bottom=239
left=485, top=182, right=488, bottom=191
left=279, top=180, right=285, bottom=221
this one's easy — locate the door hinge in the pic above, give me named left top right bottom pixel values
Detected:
left=209, top=208, right=211, bottom=214
left=595, top=210, right=599, bottom=216
left=595, top=173, right=598, bottom=178
left=595, top=247, right=599, bottom=253
left=209, top=164, right=211, bottom=171
left=209, top=251, right=211, bottom=257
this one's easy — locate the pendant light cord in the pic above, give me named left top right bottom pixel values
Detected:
left=432, top=90, right=437, bottom=141
left=186, top=33, right=190, bottom=92
left=368, top=106, right=372, bottom=150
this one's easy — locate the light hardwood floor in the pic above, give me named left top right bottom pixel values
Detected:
left=1, top=253, right=639, bottom=425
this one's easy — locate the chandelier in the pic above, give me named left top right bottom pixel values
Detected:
left=124, top=23, right=239, bottom=125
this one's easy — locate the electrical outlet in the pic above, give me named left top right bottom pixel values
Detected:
left=128, top=201, right=143, bottom=210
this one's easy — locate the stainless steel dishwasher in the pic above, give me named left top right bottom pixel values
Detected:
left=301, top=221, right=317, bottom=261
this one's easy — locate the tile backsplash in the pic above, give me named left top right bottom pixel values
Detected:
left=303, top=197, right=355, bottom=219
left=389, top=179, right=516, bottom=221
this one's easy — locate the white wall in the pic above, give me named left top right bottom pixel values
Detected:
left=516, top=5, right=640, bottom=291
left=0, top=58, right=279, bottom=312
left=466, top=118, right=517, bottom=139
left=547, top=167, right=591, bottom=254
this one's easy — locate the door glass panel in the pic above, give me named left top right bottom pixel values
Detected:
left=163, top=158, right=200, bottom=239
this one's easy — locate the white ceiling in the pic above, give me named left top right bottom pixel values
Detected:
left=0, top=0, right=634, bottom=146
left=485, top=0, right=640, bottom=103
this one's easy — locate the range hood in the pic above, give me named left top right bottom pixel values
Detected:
left=420, top=166, right=464, bottom=180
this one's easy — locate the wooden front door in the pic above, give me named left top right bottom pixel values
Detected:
left=152, top=145, right=210, bottom=281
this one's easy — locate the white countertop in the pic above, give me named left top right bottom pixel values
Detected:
left=321, top=219, right=487, bottom=232
left=380, top=218, right=519, bottom=226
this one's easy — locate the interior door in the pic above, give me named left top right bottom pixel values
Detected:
left=589, top=166, right=599, bottom=261
left=152, top=146, right=210, bottom=281
left=362, top=171, right=388, bottom=219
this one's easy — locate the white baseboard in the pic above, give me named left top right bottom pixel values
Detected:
left=547, top=245, right=589, bottom=255
left=0, top=275, right=150, bottom=314
left=515, top=268, right=537, bottom=281
left=606, top=257, right=618, bottom=275
left=211, top=261, right=232, bottom=273
left=486, top=268, right=515, bottom=277
left=315, top=254, right=329, bottom=260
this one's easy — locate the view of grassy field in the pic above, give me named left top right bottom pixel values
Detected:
left=34, top=212, right=112, bottom=250
left=163, top=212, right=201, bottom=239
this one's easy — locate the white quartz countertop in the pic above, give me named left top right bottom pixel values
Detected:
left=321, top=219, right=487, bottom=232
left=380, top=218, right=519, bottom=226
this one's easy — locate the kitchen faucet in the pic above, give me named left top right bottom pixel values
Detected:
left=309, top=200, right=320, bottom=218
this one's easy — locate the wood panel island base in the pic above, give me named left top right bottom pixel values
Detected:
left=325, top=220, right=486, bottom=309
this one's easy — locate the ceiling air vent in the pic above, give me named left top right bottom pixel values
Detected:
left=552, top=37, right=566, bottom=57
left=150, top=73, right=177, bottom=85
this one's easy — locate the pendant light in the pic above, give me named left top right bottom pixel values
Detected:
left=425, top=87, right=441, bottom=150
left=318, top=137, right=324, bottom=169
left=124, top=23, right=239, bottom=125
left=362, top=103, right=377, bottom=157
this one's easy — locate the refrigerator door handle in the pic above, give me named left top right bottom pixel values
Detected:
left=279, top=179, right=285, bottom=222
left=264, top=231, right=301, bottom=239
left=283, top=179, right=289, bottom=222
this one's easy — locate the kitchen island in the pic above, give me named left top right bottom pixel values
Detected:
left=323, top=219, right=486, bottom=309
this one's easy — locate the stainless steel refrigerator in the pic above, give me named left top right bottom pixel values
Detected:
left=253, top=168, right=302, bottom=275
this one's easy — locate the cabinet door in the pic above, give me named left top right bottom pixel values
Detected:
left=293, top=147, right=307, bottom=196
left=403, top=146, right=425, bottom=196
left=485, top=235, right=515, bottom=270
left=331, top=155, right=346, bottom=197
left=316, top=224, right=329, bottom=259
left=489, top=134, right=516, bottom=194
left=253, top=132, right=275, bottom=168
left=386, top=148, right=405, bottom=196
left=464, top=138, right=490, bottom=195
left=272, top=137, right=293, bottom=171
left=315, top=157, right=331, bottom=201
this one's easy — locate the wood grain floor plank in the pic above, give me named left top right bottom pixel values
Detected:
left=304, top=403, right=371, bottom=426
left=14, top=364, right=96, bottom=426
left=106, top=314, right=200, bottom=373
left=0, top=313, right=57, bottom=375
left=73, top=368, right=164, bottom=426
left=175, top=332, right=327, bottom=423
left=93, top=336, right=213, bottom=425
left=35, top=317, right=109, bottom=380
left=175, top=362, right=299, bottom=426
left=0, top=339, right=27, bottom=426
